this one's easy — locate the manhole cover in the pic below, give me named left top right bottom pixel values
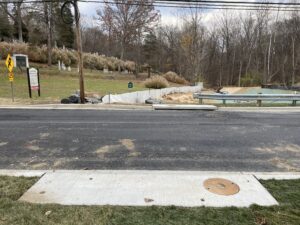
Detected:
left=203, top=178, right=240, bottom=196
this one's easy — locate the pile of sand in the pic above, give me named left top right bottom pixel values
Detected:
left=163, top=93, right=198, bottom=104
left=162, top=87, right=246, bottom=104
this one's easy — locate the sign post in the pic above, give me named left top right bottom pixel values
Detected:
left=27, top=68, right=41, bottom=98
left=5, top=54, right=14, bottom=102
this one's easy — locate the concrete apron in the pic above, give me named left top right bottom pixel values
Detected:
left=19, top=170, right=278, bottom=207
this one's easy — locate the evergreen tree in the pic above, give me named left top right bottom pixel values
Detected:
left=143, top=33, right=159, bottom=70
left=54, top=2, right=75, bottom=48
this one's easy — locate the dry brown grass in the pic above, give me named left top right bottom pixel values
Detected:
left=144, top=75, right=169, bottom=89
left=163, top=71, right=188, bottom=85
left=0, top=42, right=135, bottom=71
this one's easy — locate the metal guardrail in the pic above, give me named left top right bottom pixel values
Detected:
left=193, top=93, right=300, bottom=106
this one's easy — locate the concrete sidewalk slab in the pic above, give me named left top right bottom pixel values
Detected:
left=153, top=104, right=217, bottom=110
left=19, top=170, right=278, bottom=207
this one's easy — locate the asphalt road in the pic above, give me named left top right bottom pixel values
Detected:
left=0, top=109, right=299, bottom=172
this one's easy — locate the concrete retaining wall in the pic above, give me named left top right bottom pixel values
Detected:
left=102, top=84, right=203, bottom=104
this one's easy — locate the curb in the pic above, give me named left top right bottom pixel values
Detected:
left=0, top=104, right=153, bottom=111
left=153, top=104, right=217, bottom=111
left=1, top=170, right=299, bottom=180
left=219, top=107, right=300, bottom=112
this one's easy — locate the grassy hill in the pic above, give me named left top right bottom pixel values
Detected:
left=0, top=60, right=147, bottom=104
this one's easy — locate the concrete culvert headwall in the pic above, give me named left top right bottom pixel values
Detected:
left=102, top=84, right=203, bottom=104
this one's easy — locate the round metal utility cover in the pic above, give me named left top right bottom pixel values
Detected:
left=203, top=178, right=240, bottom=196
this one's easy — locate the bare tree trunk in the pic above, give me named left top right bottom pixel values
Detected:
left=230, top=46, right=236, bottom=85
left=1, top=0, right=24, bottom=42
left=267, top=33, right=272, bottom=83
left=292, top=36, right=295, bottom=86
left=282, top=55, right=287, bottom=86
left=267, top=8, right=279, bottom=84
left=238, top=60, right=243, bottom=87
left=44, top=2, right=53, bottom=66
left=245, top=50, right=252, bottom=76
left=263, top=45, right=268, bottom=84
left=119, top=38, right=125, bottom=73
left=17, top=2, right=23, bottom=42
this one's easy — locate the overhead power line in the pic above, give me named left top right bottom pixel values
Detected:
left=3, top=0, right=300, bottom=12
left=80, top=0, right=300, bottom=11
left=6, top=0, right=300, bottom=6
left=155, top=0, right=300, bottom=6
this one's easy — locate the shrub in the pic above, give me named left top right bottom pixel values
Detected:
left=240, top=73, right=262, bottom=87
left=28, top=45, right=47, bottom=63
left=144, top=75, right=169, bottom=89
left=0, top=42, right=28, bottom=59
left=106, top=57, right=117, bottom=71
left=0, top=41, right=135, bottom=71
left=163, top=71, right=188, bottom=85
left=66, top=50, right=78, bottom=65
left=125, top=61, right=135, bottom=72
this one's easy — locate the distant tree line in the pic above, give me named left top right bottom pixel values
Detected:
left=0, top=0, right=299, bottom=86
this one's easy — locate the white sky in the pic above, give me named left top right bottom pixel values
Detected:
left=78, top=1, right=294, bottom=29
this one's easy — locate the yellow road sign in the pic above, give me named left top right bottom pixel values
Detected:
left=9, top=72, right=14, bottom=82
left=5, top=54, right=14, bottom=72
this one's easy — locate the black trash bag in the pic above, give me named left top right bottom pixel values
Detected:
left=69, top=95, right=80, bottom=104
left=61, top=98, right=71, bottom=104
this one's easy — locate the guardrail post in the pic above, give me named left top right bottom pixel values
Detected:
left=257, top=100, right=262, bottom=107
left=222, top=99, right=226, bottom=105
left=292, top=100, right=297, bottom=106
left=257, top=93, right=262, bottom=107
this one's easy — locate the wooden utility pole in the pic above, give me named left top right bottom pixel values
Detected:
left=74, top=0, right=85, bottom=104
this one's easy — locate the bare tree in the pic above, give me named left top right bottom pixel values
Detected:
left=0, top=0, right=24, bottom=42
left=43, top=2, right=53, bottom=66
left=97, top=0, right=159, bottom=64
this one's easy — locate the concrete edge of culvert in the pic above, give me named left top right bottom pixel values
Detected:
left=244, top=172, right=300, bottom=180
left=1, top=170, right=300, bottom=179
left=0, top=169, right=49, bottom=177
left=152, top=104, right=217, bottom=111
left=218, top=106, right=300, bottom=112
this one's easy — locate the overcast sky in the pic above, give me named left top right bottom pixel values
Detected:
left=78, top=1, right=291, bottom=28
left=78, top=2, right=181, bottom=26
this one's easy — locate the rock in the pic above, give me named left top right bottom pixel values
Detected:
left=145, top=98, right=162, bottom=104
left=85, top=97, right=100, bottom=104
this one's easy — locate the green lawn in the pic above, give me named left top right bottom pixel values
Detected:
left=0, top=176, right=299, bottom=225
left=0, top=61, right=146, bottom=103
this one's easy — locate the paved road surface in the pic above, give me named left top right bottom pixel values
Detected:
left=0, top=109, right=299, bottom=171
